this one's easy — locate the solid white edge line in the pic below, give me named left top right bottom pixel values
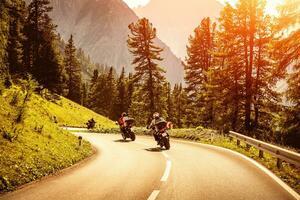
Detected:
left=135, top=140, right=172, bottom=183
left=147, top=190, right=160, bottom=200
left=174, top=139, right=300, bottom=200
left=161, top=160, right=172, bottom=182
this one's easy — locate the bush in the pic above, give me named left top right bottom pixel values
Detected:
left=196, top=125, right=204, bottom=131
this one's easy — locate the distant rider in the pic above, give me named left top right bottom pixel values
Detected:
left=87, top=118, right=96, bottom=129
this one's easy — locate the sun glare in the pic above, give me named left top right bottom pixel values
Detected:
left=124, top=0, right=284, bottom=15
left=122, top=0, right=150, bottom=8
left=217, top=0, right=284, bottom=16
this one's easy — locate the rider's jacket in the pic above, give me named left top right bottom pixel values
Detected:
left=149, top=117, right=166, bottom=132
left=118, top=117, right=126, bottom=127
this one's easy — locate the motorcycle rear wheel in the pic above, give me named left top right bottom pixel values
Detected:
left=130, top=132, right=136, bottom=141
left=164, top=138, right=170, bottom=150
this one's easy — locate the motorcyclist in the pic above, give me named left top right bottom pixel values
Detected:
left=118, top=112, right=128, bottom=133
left=87, top=118, right=96, bottom=129
left=147, top=112, right=165, bottom=145
left=117, top=112, right=136, bottom=141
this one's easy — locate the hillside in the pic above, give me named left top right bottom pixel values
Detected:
left=0, top=85, right=117, bottom=192
left=46, top=0, right=184, bottom=85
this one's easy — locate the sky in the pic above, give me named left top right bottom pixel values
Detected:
left=123, top=0, right=284, bottom=15
left=123, top=0, right=285, bottom=58
left=217, top=0, right=284, bottom=16
left=123, top=0, right=150, bottom=8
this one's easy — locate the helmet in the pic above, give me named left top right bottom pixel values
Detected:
left=121, top=112, right=128, bottom=117
left=153, top=112, right=160, bottom=119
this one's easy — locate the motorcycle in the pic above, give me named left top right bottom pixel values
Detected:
left=120, top=117, right=136, bottom=141
left=86, top=119, right=96, bottom=130
left=155, top=120, right=171, bottom=150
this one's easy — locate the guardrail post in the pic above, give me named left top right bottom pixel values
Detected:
left=246, top=144, right=251, bottom=151
left=78, top=136, right=82, bottom=147
left=237, top=139, right=240, bottom=147
left=277, top=158, right=283, bottom=169
left=259, top=150, right=264, bottom=158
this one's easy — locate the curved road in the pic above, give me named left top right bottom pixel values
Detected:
left=1, top=131, right=299, bottom=200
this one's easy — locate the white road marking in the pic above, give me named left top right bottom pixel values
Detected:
left=137, top=140, right=172, bottom=183
left=162, top=152, right=169, bottom=159
left=161, top=160, right=172, bottom=182
left=147, top=190, right=160, bottom=200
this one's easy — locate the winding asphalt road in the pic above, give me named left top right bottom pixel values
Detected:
left=1, top=130, right=299, bottom=200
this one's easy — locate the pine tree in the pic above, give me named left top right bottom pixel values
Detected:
left=166, top=82, right=174, bottom=122
left=125, top=72, right=134, bottom=111
left=7, top=0, right=26, bottom=75
left=86, top=69, right=99, bottom=109
left=127, top=18, right=166, bottom=123
left=275, top=0, right=300, bottom=148
left=252, top=15, right=279, bottom=132
left=184, top=17, right=216, bottom=127
left=92, top=67, right=116, bottom=119
left=1, top=0, right=27, bottom=87
left=211, top=0, right=280, bottom=135
left=24, top=0, right=64, bottom=93
left=216, top=3, right=245, bottom=131
left=81, top=82, right=88, bottom=106
left=0, top=0, right=11, bottom=84
left=129, top=84, right=149, bottom=126
left=105, top=67, right=117, bottom=119
left=233, top=0, right=270, bottom=132
left=173, top=84, right=187, bottom=128
left=92, top=73, right=106, bottom=114
left=114, top=67, right=127, bottom=117
left=65, top=34, right=82, bottom=103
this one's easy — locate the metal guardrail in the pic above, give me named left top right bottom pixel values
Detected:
left=229, top=131, right=300, bottom=169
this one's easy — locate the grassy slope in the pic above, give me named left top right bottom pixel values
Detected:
left=0, top=86, right=116, bottom=192
left=42, top=94, right=116, bottom=129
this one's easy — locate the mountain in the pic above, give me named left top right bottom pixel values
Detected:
left=134, top=0, right=223, bottom=58
left=33, top=0, right=184, bottom=85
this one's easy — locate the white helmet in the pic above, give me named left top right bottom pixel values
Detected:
left=153, top=112, right=160, bottom=119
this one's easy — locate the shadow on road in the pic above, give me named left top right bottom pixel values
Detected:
left=145, top=147, right=163, bottom=152
left=113, top=139, right=131, bottom=143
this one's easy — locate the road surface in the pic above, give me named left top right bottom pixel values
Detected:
left=1, top=131, right=299, bottom=200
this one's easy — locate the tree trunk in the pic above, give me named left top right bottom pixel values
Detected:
left=148, top=58, right=155, bottom=123
left=254, top=36, right=262, bottom=129
left=245, top=0, right=256, bottom=133
left=232, top=66, right=239, bottom=131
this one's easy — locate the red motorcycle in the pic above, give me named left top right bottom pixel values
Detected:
left=120, top=117, right=136, bottom=141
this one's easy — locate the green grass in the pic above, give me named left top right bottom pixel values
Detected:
left=0, top=86, right=116, bottom=192
left=44, top=95, right=117, bottom=130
